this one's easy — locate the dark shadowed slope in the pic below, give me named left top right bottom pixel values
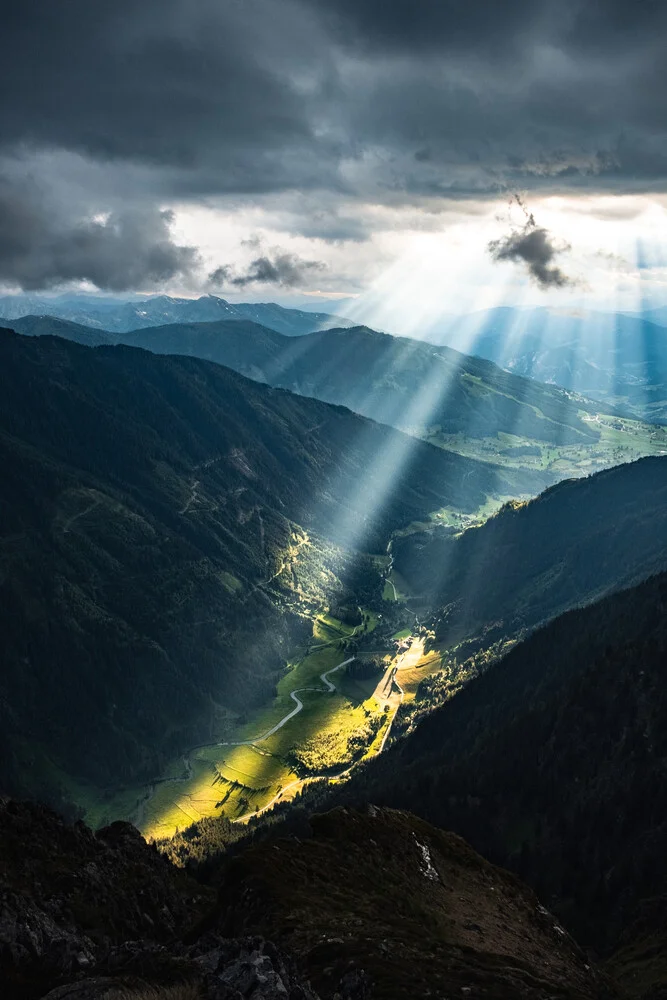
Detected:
left=119, top=320, right=609, bottom=446
left=220, top=806, right=616, bottom=1000
left=0, top=329, right=535, bottom=809
left=330, top=571, right=667, bottom=979
left=392, top=455, right=667, bottom=644
left=0, top=799, right=617, bottom=1000
left=15, top=315, right=615, bottom=454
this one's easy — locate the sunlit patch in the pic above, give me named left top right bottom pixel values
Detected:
left=135, top=611, right=389, bottom=840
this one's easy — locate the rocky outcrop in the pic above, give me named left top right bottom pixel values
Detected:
left=36, top=936, right=321, bottom=1000
left=218, top=806, right=620, bottom=1000
left=0, top=799, right=321, bottom=1000
left=0, top=798, right=214, bottom=996
left=0, top=798, right=626, bottom=1000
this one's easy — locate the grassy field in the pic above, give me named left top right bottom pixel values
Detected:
left=426, top=412, right=667, bottom=479
left=396, top=645, right=445, bottom=704
left=390, top=493, right=526, bottom=545
left=90, top=608, right=397, bottom=841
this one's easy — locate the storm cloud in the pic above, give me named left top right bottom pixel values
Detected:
left=210, top=248, right=325, bottom=290
left=1, top=0, right=667, bottom=290
left=0, top=175, right=199, bottom=291
left=488, top=225, right=574, bottom=289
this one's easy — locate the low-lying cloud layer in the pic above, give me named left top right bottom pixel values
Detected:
left=2, top=0, right=667, bottom=291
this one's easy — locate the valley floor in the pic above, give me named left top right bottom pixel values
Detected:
left=78, top=611, right=448, bottom=840
left=78, top=603, right=444, bottom=841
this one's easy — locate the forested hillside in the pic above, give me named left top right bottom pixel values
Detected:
left=12, top=314, right=615, bottom=441
left=0, top=329, right=535, bottom=813
left=10, top=314, right=113, bottom=347
left=118, top=320, right=602, bottom=443
left=393, top=456, right=667, bottom=645
left=312, top=570, right=667, bottom=969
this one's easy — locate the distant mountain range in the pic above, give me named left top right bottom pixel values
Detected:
left=429, top=306, right=667, bottom=422
left=0, top=292, right=355, bottom=336
left=630, top=304, right=667, bottom=328
left=5, top=296, right=667, bottom=427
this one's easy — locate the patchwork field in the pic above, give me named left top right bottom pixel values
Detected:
left=426, top=411, right=667, bottom=479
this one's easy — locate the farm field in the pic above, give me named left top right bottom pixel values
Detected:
left=426, top=411, right=667, bottom=479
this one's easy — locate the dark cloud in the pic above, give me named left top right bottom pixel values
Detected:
left=0, top=1, right=334, bottom=191
left=311, top=0, right=540, bottom=55
left=1, top=0, right=666, bottom=198
left=209, top=247, right=325, bottom=289
left=2, top=0, right=667, bottom=288
left=0, top=175, right=199, bottom=291
left=488, top=205, right=575, bottom=289
left=313, top=0, right=667, bottom=60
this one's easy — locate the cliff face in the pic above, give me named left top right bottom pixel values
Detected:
left=0, top=800, right=619, bottom=1000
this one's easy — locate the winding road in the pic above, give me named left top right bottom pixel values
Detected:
left=236, top=653, right=409, bottom=822
left=213, top=657, right=355, bottom=749
left=136, top=619, right=421, bottom=832
left=135, top=657, right=355, bottom=829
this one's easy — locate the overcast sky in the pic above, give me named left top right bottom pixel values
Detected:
left=2, top=0, right=667, bottom=312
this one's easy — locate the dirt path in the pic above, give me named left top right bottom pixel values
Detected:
left=61, top=499, right=101, bottom=533
left=179, top=479, right=200, bottom=514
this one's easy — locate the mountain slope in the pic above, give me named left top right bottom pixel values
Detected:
left=327, top=570, right=667, bottom=974
left=9, top=314, right=114, bottom=347
left=118, top=320, right=609, bottom=445
left=638, top=305, right=667, bottom=328
left=0, top=329, right=536, bottom=809
left=19, top=313, right=665, bottom=483
left=221, top=806, right=616, bottom=1000
left=0, top=800, right=618, bottom=1000
left=0, top=293, right=354, bottom=336
left=231, top=299, right=355, bottom=336
left=392, top=455, right=667, bottom=645
left=433, top=307, right=667, bottom=422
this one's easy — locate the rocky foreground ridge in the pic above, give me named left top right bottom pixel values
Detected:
left=1, top=799, right=619, bottom=1000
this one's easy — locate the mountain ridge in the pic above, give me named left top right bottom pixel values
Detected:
left=430, top=306, right=667, bottom=422
left=0, top=293, right=355, bottom=337
left=15, top=313, right=666, bottom=487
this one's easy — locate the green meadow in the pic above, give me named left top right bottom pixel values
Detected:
left=427, top=411, right=667, bottom=479
left=88, top=609, right=392, bottom=841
